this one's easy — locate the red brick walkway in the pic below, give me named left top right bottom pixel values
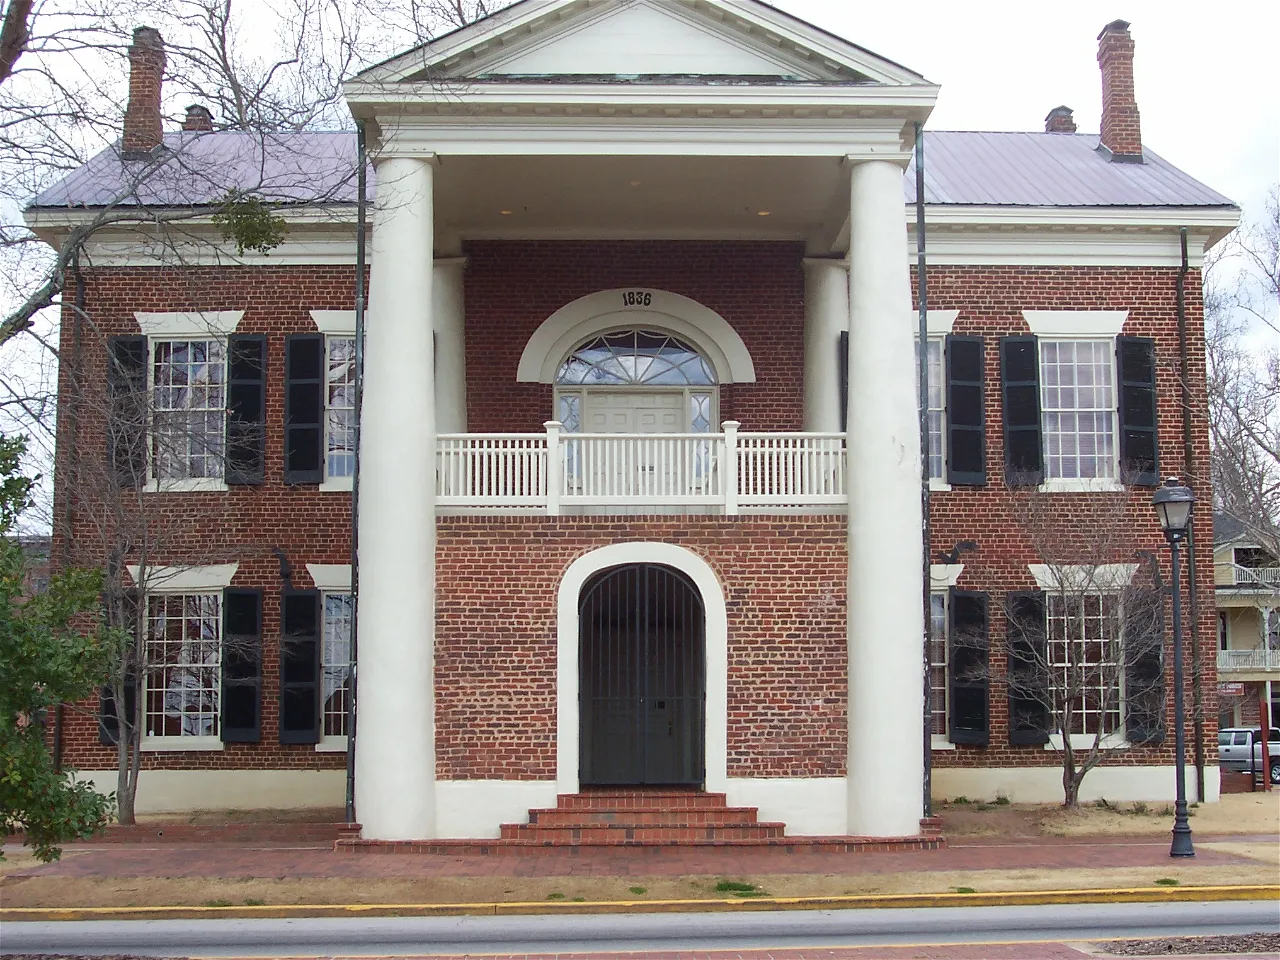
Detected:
left=2, top=834, right=1265, bottom=880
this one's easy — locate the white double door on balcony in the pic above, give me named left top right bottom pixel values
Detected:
left=565, top=389, right=717, bottom=501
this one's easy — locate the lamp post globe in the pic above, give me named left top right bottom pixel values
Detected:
left=1153, top=477, right=1196, bottom=858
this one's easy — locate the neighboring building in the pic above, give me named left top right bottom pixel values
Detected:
left=27, top=1, right=1239, bottom=841
left=1214, top=513, right=1279, bottom=729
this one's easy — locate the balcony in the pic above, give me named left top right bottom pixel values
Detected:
left=1217, top=564, right=1280, bottom=590
left=436, top=421, right=846, bottom=514
left=1218, top=647, right=1280, bottom=673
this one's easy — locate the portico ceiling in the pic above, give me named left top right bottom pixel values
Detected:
left=432, top=154, right=848, bottom=255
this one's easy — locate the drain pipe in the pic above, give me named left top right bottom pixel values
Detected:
left=345, top=121, right=368, bottom=824
left=914, top=121, right=932, bottom=819
left=1176, top=226, right=1206, bottom=801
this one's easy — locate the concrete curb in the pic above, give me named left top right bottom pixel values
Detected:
left=3, top=884, right=1276, bottom=922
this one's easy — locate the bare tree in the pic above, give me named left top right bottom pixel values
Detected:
left=1206, top=186, right=1280, bottom=556
left=961, top=482, right=1168, bottom=807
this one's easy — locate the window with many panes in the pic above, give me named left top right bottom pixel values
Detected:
left=913, top=338, right=945, bottom=480
left=1046, top=592, right=1121, bottom=736
left=321, top=592, right=353, bottom=738
left=929, top=592, right=948, bottom=736
left=151, top=339, right=226, bottom=481
left=144, top=593, right=221, bottom=739
left=1040, top=340, right=1116, bottom=481
left=325, top=337, right=356, bottom=480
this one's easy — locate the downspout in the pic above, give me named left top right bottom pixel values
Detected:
left=914, top=122, right=932, bottom=818
left=1176, top=226, right=1206, bottom=801
left=345, top=121, right=368, bottom=824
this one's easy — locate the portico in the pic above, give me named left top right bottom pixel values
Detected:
left=345, top=0, right=937, bottom=842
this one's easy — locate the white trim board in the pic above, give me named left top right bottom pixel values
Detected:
left=1027, top=563, right=1138, bottom=591
left=135, top=311, right=244, bottom=337
left=307, top=563, right=352, bottom=592
left=1023, top=311, right=1128, bottom=337
left=929, top=564, right=965, bottom=589
left=932, top=764, right=1220, bottom=804
left=126, top=563, right=239, bottom=592
left=310, top=310, right=357, bottom=335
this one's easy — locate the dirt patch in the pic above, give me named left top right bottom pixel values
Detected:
left=1093, top=932, right=1280, bottom=955
left=938, top=792, right=1280, bottom=838
left=2, top=863, right=1276, bottom=910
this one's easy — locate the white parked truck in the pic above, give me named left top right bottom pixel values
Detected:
left=1218, top=727, right=1280, bottom=784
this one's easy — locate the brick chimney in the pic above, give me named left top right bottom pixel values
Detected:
left=122, top=26, right=166, bottom=157
left=182, top=104, right=214, bottom=132
left=1044, top=106, right=1077, bottom=133
left=1097, top=19, right=1142, bottom=161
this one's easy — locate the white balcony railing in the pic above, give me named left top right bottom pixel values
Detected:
left=436, top=420, right=846, bottom=514
left=1218, top=648, right=1280, bottom=672
left=1222, top=564, right=1280, bottom=589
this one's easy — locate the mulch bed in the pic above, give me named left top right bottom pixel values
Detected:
left=1096, top=932, right=1280, bottom=955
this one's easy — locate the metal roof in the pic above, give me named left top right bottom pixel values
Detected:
left=906, top=131, right=1235, bottom=208
left=30, top=129, right=1235, bottom=211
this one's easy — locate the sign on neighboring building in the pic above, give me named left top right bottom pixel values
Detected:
left=1219, top=682, right=1245, bottom=697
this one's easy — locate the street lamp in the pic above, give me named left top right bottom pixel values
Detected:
left=1153, top=477, right=1197, bottom=858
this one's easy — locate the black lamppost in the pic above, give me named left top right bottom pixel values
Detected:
left=1153, top=477, right=1197, bottom=858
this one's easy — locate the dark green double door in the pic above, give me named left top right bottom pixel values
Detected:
left=579, top=563, right=705, bottom=786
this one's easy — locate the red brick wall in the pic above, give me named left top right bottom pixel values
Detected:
left=436, top=516, right=847, bottom=780
left=919, top=264, right=1217, bottom=769
left=463, top=240, right=806, bottom=432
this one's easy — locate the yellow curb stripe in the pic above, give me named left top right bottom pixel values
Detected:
left=2, top=884, right=1277, bottom=922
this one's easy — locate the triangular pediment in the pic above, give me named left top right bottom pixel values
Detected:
left=358, top=0, right=928, bottom=86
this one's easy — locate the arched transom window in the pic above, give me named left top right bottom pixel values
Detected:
left=555, top=330, right=717, bottom=434
left=556, top=331, right=716, bottom=387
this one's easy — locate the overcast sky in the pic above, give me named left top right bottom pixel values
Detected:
left=774, top=0, right=1278, bottom=220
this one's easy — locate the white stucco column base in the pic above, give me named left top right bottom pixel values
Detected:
left=355, top=155, right=438, bottom=840
left=433, top=257, right=468, bottom=433
left=845, top=158, right=926, bottom=838
left=932, top=765, right=1221, bottom=804
left=802, top=258, right=850, bottom=432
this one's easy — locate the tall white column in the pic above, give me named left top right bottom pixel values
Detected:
left=802, top=258, right=850, bottom=432
left=355, top=155, right=437, bottom=840
left=845, top=158, right=926, bottom=837
left=433, top=258, right=467, bottom=433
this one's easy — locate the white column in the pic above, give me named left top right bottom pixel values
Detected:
left=355, top=155, right=437, bottom=840
left=845, top=158, right=926, bottom=837
left=802, top=258, right=850, bottom=432
left=433, top=258, right=467, bottom=433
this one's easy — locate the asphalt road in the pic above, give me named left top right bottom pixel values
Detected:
left=3, top=900, right=1279, bottom=956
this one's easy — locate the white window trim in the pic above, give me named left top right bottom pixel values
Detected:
left=1046, top=732, right=1130, bottom=751
left=928, top=588, right=953, bottom=749
left=135, top=311, right=244, bottom=338
left=306, top=563, right=352, bottom=592
left=924, top=309, right=961, bottom=336
left=931, top=736, right=957, bottom=751
left=913, top=334, right=948, bottom=487
left=318, top=476, right=354, bottom=493
left=309, top=310, right=356, bottom=336
left=1027, top=563, right=1138, bottom=592
left=930, top=563, right=965, bottom=588
left=143, top=334, right=231, bottom=492
left=126, top=563, right=239, bottom=592
left=315, top=735, right=348, bottom=753
left=142, top=736, right=225, bottom=752
left=1035, top=333, right=1122, bottom=492
left=319, top=332, right=357, bottom=489
left=1022, top=310, right=1128, bottom=338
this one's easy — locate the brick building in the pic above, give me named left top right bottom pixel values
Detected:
left=27, top=1, right=1240, bottom=841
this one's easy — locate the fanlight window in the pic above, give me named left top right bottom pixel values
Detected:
left=556, top=331, right=716, bottom=386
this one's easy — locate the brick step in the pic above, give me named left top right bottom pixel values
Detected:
left=920, top=816, right=944, bottom=836
left=500, top=821, right=786, bottom=841
left=335, top=835, right=945, bottom=854
left=529, top=806, right=759, bottom=826
left=557, top=791, right=728, bottom=810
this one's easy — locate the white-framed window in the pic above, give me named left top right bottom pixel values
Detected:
left=1040, top=339, right=1117, bottom=482
left=143, top=592, right=221, bottom=742
left=320, top=591, right=353, bottom=742
left=151, top=338, right=226, bottom=482
left=913, top=337, right=946, bottom=482
left=1046, top=592, right=1122, bottom=737
left=929, top=591, right=948, bottom=738
left=325, top=336, right=357, bottom=480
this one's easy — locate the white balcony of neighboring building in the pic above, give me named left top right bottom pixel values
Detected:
left=436, top=421, right=846, bottom=515
left=1216, top=563, right=1280, bottom=589
left=1218, top=647, right=1280, bottom=673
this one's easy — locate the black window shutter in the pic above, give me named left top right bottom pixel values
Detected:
left=98, top=678, right=137, bottom=745
left=279, top=589, right=321, bottom=744
left=838, top=330, right=849, bottom=432
left=226, top=335, right=267, bottom=485
left=1007, top=590, right=1050, bottom=745
left=948, top=589, right=990, bottom=746
left=1116, top=336, right=1160, bottom=486
left=221, top=588, right=263, bottom=743
left=108, top=336, right=148, bottom=487
left=284, top=334, right=324, bottom=484
left=946, top=335, right=986, bottom=485
left=1124, top=588, right=1166, bottom=744
left=1000, top=336, right=1043, bottom=486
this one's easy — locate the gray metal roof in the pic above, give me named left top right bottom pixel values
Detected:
left=906, top=131, right=1235, bottom=208
left=30, top=129, right=1234, bottom=211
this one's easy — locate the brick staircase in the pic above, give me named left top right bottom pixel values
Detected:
left=334, top=788, right=946, bottom=853
left=502, top=789, right=783, bottom=843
